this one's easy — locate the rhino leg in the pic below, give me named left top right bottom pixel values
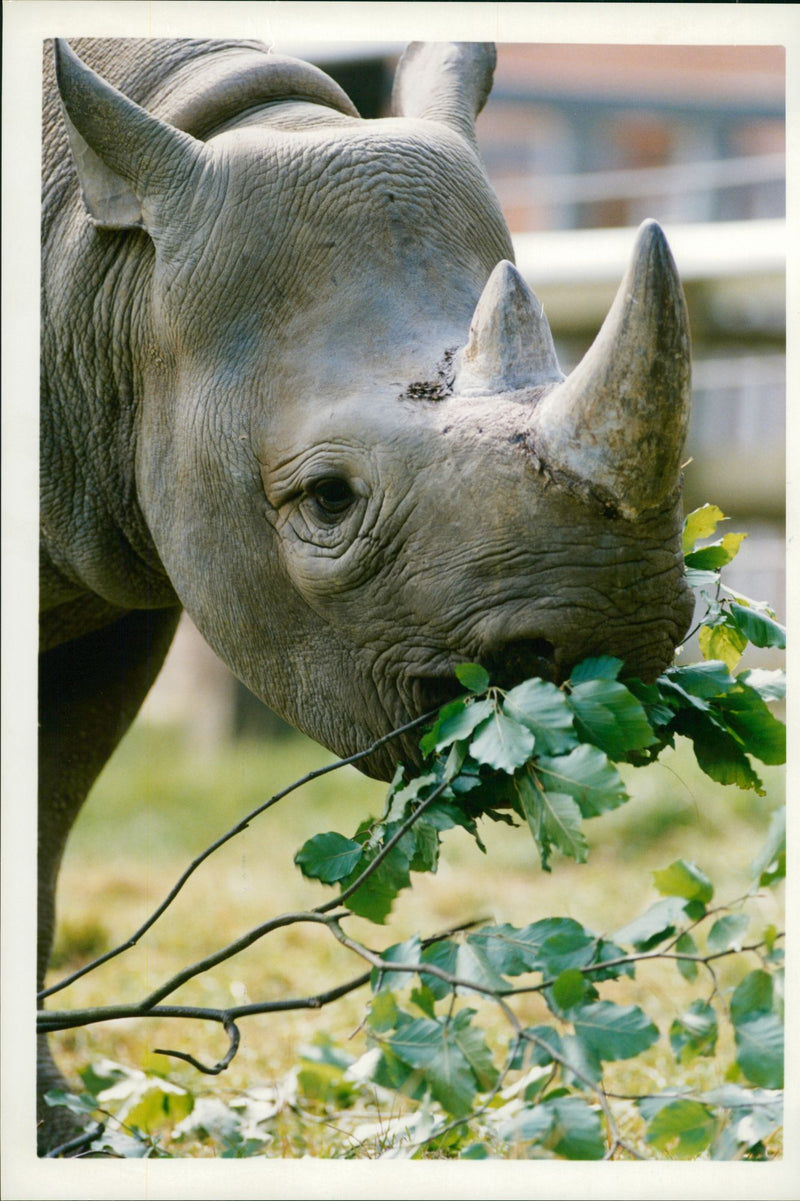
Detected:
left=37, top=605, right=181, bottom=1155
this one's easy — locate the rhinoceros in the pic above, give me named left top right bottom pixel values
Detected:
left=38, top=36, right=693, bottom=1150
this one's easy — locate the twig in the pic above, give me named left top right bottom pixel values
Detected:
left=140, top=912, right=341, bottom=1009
left=38, top=709, right=437, bottom=1001
left=155, top=1015, right=240, bottom=1075
left=44, top=1122, right=106, bottom=1159
left=500, top=935, right=783, bottom=999
left=316, top=778, right=452, bottom=914
left=37, top=917, right=486, bottom=1035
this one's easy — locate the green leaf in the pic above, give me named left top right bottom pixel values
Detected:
left=568, top=678, right=656, bottom=758
left=419, top=939, right=459, bottom=999
left=706, top=1088, right=783, bottom=1151
left=670, top=1001, right=718, bottom=1063
left=384, top=1014, right=442, bottom=1069
left=734, top=1014, right=784, bottom=1089
left=451, top=1009, right=499, bottom=1091
left=552, top=968, right=589, bottom=1010
left=664, top=661, right=737, bottom=699
left=532, top=924, right=597, bottom=977
left=372, top=935, right=422, bottom=992
left=368, top=990, right=400, bottom=1032
left=387, top=1015, right=476, bottom=1116
left=409, top=820, right=440, bottom=873
left=730, top=970, right=774, bottom=1024
left=675, top=932, right=699, bottom=981
left=516, top=773, right=587, bottom=870
left=714, top=686, right=786, bottom=765
left=383, top=770, right=436, bottom=821
left=296, top=1061, right=355, bottom=1107
left=730, top=603, right=786, bottom=650
left=684, top=545, right=730, bottom=570
left=499, top=1095, right=605, bottom=1159
left=545, top=1096, right=605, bottom=1160
left=685, top=566, right=722, bottom=590
left=439, top=940, right=509, bottom=996
left=738, top=668, right=786, bottom=703
left=502, top=678, right=578, bottom=755
left=342, top=840, right=412, bottom=924
left=572, top=1001, right=659, bottom=1061
left=652, top=859, right=714, bottom=904
left=520, top=1025, right=563, bottom=1070
left=534, top=744, right=628, bottom=818
left=683, top=503, right=726, bottom=553
left=466, top=919, right=577, bottom=978
left=409, top=982, right=437, bottom=1018
left=499, top=1103, right=554, bottom=1147
left=613, top=896, right=697, bottom=951
left=672, top=709, right=765, bottom=794
left=750, top=807, right=786, bottom=888
left=684, top=532, right=746, bottom=571
left=636, top=1090, right=685, bottom=1121
left=707, top=913, right=750, bottom=954
left=588, top=938, right=636, bottom=982
left=79, top=1060, right=133, bottom=1096
left=460, top=1143, right=490, bottom=1159
left=369, top=1044, right=427, bottom=1101
left=698, top=621, right=748, bottom=670
left=559, top=1033, right=603, bottom=1088
left=423, top=697, right=494, bottom=755
left=569, top=656, right=623, bottom=683
left=294, top=831, right=363, bottom=884
left=646, top=1099, right=717, bottom=1158
left=538, top=790, right=588, bottom=865
left=455, top=662, right=491, bottom=693
left=122, top=1083, right=194, bottom=1134
left=44, top=1089, right=100, bottom=1117
left=469, top=711, right=536, bottom=773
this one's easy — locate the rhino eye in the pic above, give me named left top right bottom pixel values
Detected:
left=309, top=477, right=356, bottom=520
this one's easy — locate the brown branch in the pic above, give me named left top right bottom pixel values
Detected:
left=37, top=916, right=483, bottom=1036
left=315, top=777, right=452, bottom=914
left=154, top=1016, right=240, bottom=1075
left=135, top=776, right=450, bottom=1009
left=38, top=709, right=437, bottom=1002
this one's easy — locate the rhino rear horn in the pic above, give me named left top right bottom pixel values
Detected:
left=453, top=260, right=564, bottom=395
left=53, top=39, right=205, bottom=231
left=391, top=42, right=496, bottom=145
left=530, top=220, right=691, bottom=519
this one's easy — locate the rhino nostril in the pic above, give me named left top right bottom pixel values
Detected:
left=485, top=637, right=557, bottom=687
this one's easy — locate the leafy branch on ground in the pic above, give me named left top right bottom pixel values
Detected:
left=41, top=505, right=785, bottom=1159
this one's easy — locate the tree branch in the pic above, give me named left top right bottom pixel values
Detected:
left=38, top=709, right=436, bottom=1002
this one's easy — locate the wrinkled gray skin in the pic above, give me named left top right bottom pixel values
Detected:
left=38, top=37, right=694, bottom=1151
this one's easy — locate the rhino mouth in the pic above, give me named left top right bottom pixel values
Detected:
left=409, top=673, right=466, bottom=719
left=482, top=637, right=559, bottom=687
left=408, top=636, right=559, bottom=717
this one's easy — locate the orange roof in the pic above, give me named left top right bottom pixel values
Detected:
left=494, top=43, right=784, bottom=108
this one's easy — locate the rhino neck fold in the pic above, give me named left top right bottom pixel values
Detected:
left=147, top=47, right=360, bottom=138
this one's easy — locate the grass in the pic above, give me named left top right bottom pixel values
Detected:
left=47, top=718, right=785, bottom=1158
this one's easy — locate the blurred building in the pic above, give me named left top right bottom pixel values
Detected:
left=141, top=41, right=786, bottom=738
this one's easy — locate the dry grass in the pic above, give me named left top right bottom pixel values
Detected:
left=46, top=720, right=784, bottom=1157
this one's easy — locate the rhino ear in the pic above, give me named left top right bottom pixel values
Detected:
left=53, top=39, right=205, bottom=231
left=391, top=42, right=496, bottom=145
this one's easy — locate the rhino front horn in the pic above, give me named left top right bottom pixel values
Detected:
left=453, top=260, right=565, bottom=396
left=530, top=219, right=691, bottom=520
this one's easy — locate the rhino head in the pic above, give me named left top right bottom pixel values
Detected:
left=54, top=40, right=694, bottom=778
